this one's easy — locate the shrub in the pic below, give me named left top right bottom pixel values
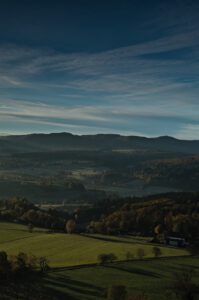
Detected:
left=98, top=253, right=117, bottom=264
left=152, top=246, right=162, bottom=258
left=0, top=251, right=49, bottom=279
left=39, top=257, right=49, bottom=273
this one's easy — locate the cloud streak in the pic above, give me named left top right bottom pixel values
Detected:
left=0, top=9, right=199, bottom=139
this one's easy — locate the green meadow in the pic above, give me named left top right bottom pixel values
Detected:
left=0, top=222, right=198, bottom=300
left=0, top=222, right=188, bottom=268
left=45, top=256, right=199, bottom=300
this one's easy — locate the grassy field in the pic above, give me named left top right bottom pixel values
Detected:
left=0, top=222, right=47, bottom=243
left=0, top=222, right=188, bottom=268
left=45, top=256, right=199, bottom=300
left=0, top=222, right=198, bottom=300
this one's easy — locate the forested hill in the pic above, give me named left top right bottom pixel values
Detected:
left=92, top=192, right=199, bottom=240
left=0, top=133, right=199, bottom=154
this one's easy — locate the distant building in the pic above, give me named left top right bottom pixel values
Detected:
left=166, top=236, right=187, bottom=247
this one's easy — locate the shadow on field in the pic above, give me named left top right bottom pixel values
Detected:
left=177, top=263, right=199, bottom=271
left=105, top=264, right=160, bottom=278
left=0, top=273, right=75, bottom=300
left=45, top=275, right=104, bottom=299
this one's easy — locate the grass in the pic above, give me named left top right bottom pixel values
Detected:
left=0, top=222, right=47, bottom=243
left=0, top=222, right=198, bottom=300
left=45, top=256, right=199, bottom=300
left=0, top=222, right=188, bottom=268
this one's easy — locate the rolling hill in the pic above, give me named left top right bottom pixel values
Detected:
left=1, top=133, right=199, bottom=154
left=0, top=222, right=188, bottom=268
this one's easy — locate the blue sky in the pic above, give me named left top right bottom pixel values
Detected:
left=0, top=0, right=199, bottom=139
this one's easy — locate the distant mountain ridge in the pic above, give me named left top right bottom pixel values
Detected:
left=0, top=132, right=199, bottom=154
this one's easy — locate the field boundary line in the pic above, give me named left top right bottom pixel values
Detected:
left=49, top=254, right=192, bottom=273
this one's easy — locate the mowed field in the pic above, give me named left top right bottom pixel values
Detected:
left=45, top=257, right=199, bottom=300
left=0, top=222, right=188, bottom=268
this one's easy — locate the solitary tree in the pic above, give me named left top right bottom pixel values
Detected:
left=66, top=219, right=76, bottom=234
left=39, top=257, right=49, bottom=273
left=152, top=246, right=162, bottom=258
left=98, top=253, right=117, bottom=265
left=98, top=254, right=108, bottom=264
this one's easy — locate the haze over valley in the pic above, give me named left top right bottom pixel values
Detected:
left=1, top=132, right=199, bottom=205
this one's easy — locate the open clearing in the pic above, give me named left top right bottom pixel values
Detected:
left=0, top=222, right=188, bottom=268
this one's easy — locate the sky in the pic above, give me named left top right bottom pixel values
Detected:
left=0, top=0, right=199, bottom=139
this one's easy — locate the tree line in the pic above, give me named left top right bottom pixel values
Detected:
left=89, top=193, right=199, bottom=245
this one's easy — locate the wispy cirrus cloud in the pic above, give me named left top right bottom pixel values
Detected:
left=175, top=124, right=199, bottom=140
left=0, top=97, right=199, bottom=138
left=0, top=6, right=199, bottom=138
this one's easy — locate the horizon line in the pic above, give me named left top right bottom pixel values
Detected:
left=0, top=131, right=199, bottom=142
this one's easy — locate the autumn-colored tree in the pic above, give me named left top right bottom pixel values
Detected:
left=154, top=224, right=163, bottom=235
left=66, top=219, right=76, bottom=234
